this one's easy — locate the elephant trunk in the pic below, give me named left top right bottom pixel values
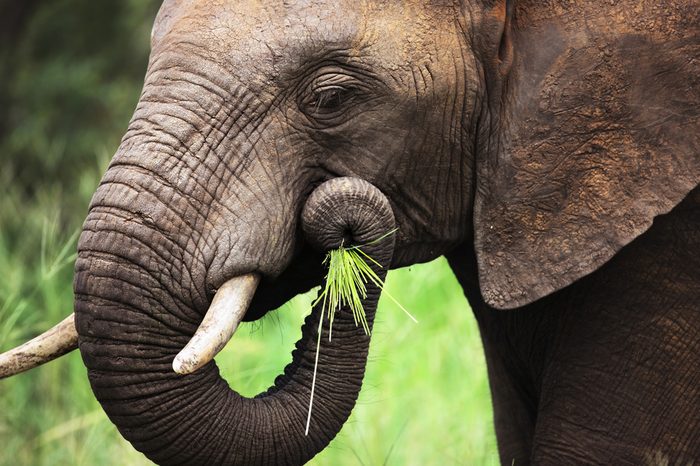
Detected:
left=75, top=177, right=395, bottom=465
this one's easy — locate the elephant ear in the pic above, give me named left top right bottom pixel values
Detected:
left=474, top=1, right=700, bottom=309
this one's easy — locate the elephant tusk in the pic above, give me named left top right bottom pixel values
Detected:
left=173, top=273, right=260, bottom=375
left=0, top=313, right=78, bottom=379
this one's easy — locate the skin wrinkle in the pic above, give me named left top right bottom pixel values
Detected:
left=78, top=284, right=193, bottom=342
left=94, top=371, right=212, bottom=408
left=137, top=97, right=224, bottom=143
left=79, top=224, right=179, bottom=295
left=76, top=288, right=186, bottom=342
left=86, top=372, right=205, bottom=402
left=129, top=76, right=290, bottom=292
left=212, top=145, right=292, bottom=278
left=455, top=52, right=476, bottom=221
left=147, top=109, right=222, bottom=166
left=132, top=407, right=220, bottom=462
left=138, top=70, right=262, bottom=186
left=144, top=108, right=233, bottom=181
left=209, top=101, right=293, bottom=232
left=237, top=121, right=281, bottom=220
left=151, top=385, right=230, bottom=462
left=86, top=185, right=200, bottom=286
left=99, top=165, right=209, bottom=238
left=79, top=226, right=200, bottom=323
left=76, top=260, right=194, bottom=334
left=156, top=72, right=229, bottom=105
left=441, top=73, right=460, bottom=229
left=156, top=44, right=252, bottom=99
left=98, top=369, right=219, bottom=409
left=119, top=122, right=216, bottom=184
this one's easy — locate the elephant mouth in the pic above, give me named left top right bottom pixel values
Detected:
left=172, top=242, right=328, bottom=375
left=244, top=243, right=326, bottom=323
left=174, top=172, right=399, bottom=375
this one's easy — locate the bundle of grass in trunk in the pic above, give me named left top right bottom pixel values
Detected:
left=306, top=230, right=416, bottom=434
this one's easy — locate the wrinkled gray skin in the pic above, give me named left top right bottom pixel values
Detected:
left=73, top=0, right=699, bottom=465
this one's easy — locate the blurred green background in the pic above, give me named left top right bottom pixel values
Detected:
left=0, top=1, right=496, bottom=464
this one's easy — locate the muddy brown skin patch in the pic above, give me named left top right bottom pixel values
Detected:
left=474, top=0, right=700, bottom=309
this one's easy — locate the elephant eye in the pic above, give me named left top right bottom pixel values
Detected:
left=311, top=86, right=352, bottom=112
left=304, top=85, right=357, bottom=123
left=300, top=70, right=368, bottom=126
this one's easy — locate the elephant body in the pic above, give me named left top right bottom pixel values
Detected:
left=1, top=0, right=698, bottom=464
left=450, top=186, right=700, bottom=464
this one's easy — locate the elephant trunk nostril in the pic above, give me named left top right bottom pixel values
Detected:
left=301, top=177, right=396, bottom=253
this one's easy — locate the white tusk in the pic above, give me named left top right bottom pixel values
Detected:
left=0, top=313, right=78, bottom=379
left=173, top=274, right=260, bottom=375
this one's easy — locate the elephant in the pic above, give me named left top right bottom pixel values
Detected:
left=1, top=0, right=699, bottom=464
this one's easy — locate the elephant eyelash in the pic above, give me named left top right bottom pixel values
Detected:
left=310, top=86, right=355, bottom=112
left=300, top=85, right=363, bottom=127
left=298, top=69, right=378, bottom=127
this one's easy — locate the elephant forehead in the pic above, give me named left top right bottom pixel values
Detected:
left=152, top=0, right=459, bottom=82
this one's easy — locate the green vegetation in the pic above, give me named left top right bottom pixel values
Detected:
left=306, top=233, right=412, bottom=436
left=314, top=232, right=400, bottom=339
left=0, top=1, right=497, bottom=464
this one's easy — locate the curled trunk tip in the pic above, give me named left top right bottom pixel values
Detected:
left=302, top=177, right=396, bottom=253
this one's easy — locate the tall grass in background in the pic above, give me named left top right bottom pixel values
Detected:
left=0, top=1, right=497, bottom=464
left=223, top=261, right=498, bottom=465
left=0, top=204, right=498, bottom=465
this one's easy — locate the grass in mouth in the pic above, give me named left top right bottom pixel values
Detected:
left=305, top=229, right=417, bottom=435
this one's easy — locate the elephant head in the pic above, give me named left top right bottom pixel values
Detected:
left=1, top=0, right=698, bottom=464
